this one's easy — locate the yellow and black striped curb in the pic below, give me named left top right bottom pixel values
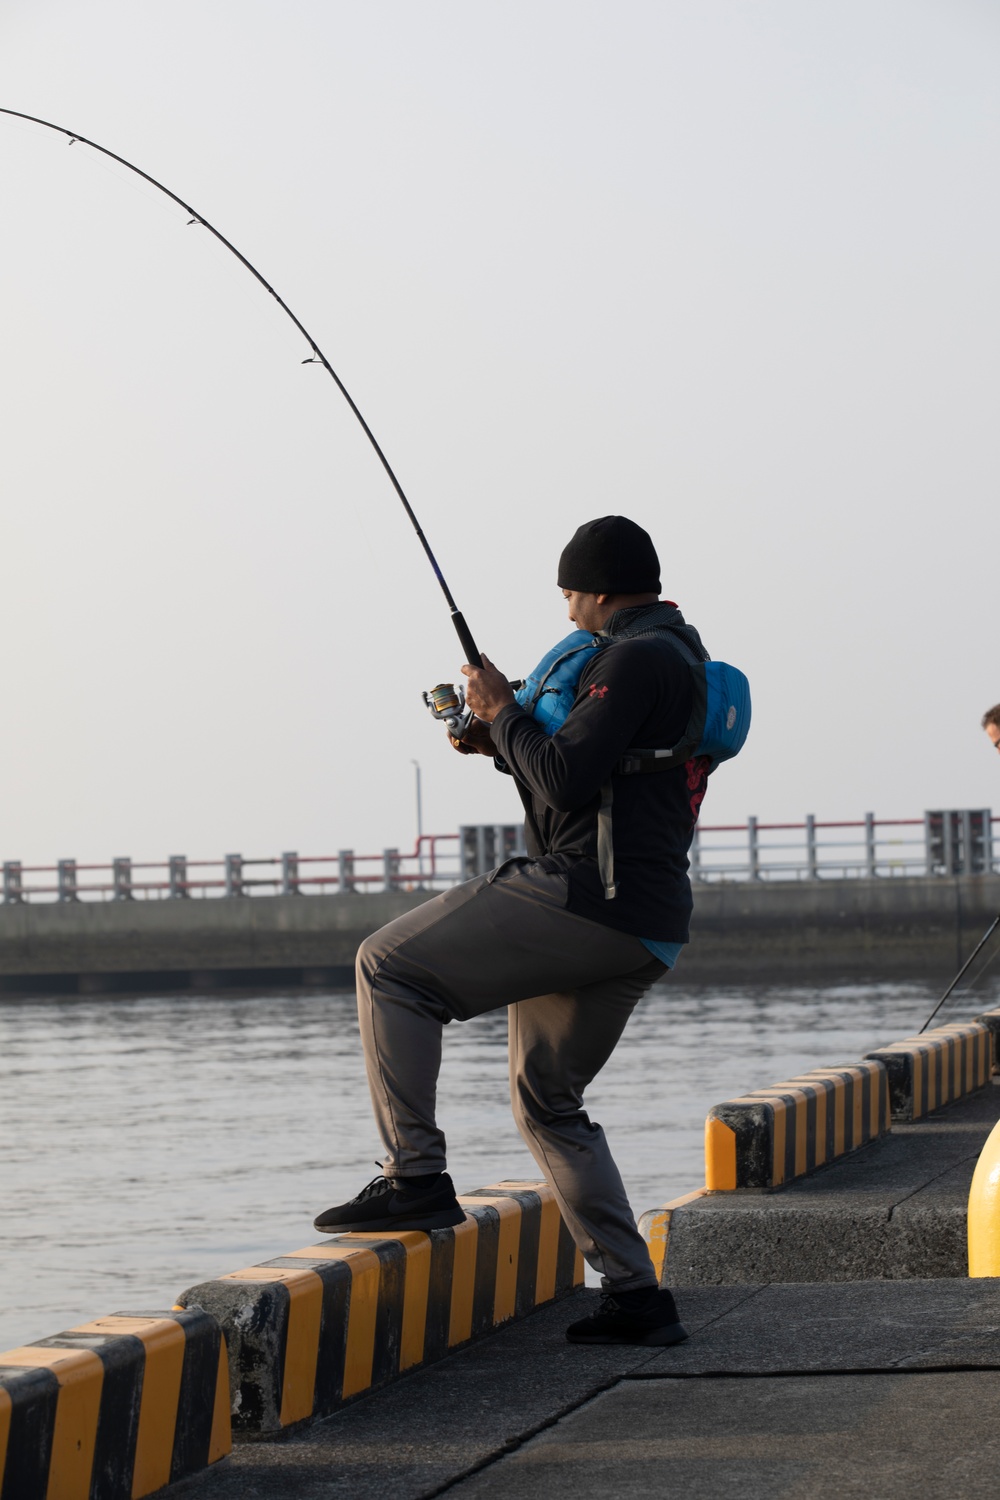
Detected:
left=703, top=1062, right=891, bottom=1191
left=177, top=1179, right=583, bottom=1437
left=637, top=1189, right=708, bottom=1283
left=974, top=1006, right=1000, bottom=1070
left=865, top=1020, right=991, bottom=1121
left=0, top=1308, right=229, bottom=1500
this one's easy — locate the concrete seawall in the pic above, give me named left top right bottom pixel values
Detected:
left=1, top=874, right=998, bottom=994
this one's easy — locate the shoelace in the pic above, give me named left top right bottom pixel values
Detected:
left=351, top=1174, right=392, bottom=1204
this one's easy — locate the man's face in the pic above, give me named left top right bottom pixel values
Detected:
left=561, top=590, right=608, bottom=635
left=986, top=723, right=1000, bottom=754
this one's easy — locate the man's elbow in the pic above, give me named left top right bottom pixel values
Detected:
left=545, top=779, right=600, bottom=813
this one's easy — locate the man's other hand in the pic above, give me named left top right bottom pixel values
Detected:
left=449, top=719, right=495, bottom=756
left=461, top=655, right=516, bottom=723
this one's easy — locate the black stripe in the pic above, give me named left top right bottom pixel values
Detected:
left=0, top=1363, right=58, bottom=1500
left=803, top=1087, right=818, bottom=1173
left=307, top=1262, right=352, bottom=1418
left=422, top=1231, right=458, bottom=1364
left=860, top=1067, right=873, bottom=1145
left=468, top=1206, right=501, bottom=1335
left=344, top=1238, right=407, bottom=1390
left=778, top=1095, right=796, bottom=1186
left=823, top=1076, right=841, bottom=1162
left=171, top=1309, right=225, bottom=1477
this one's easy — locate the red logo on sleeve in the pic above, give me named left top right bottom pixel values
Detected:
left=589, top=684, right=609, bottom=699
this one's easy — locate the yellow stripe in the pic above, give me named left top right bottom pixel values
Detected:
left=910, top=1048, right=922, bottom=1118
left=222, top=1267, right=323, bottom=1426
left=342, top=1254, right=380, bottom=1397
left=72, top=1316, right=186, bottom=1499
left=643, top=1211, right=671, bottom=1281
left=209, top=1337, right=232, bottom=1462
left=705, top=1117, right=737, bottom=1190
left=373, top=1231, right=431, bottom=1372
left=459, top=1195, right=522, bottom=1323
left=833, top=1078, right=846, bottom=1155
left=280, top=1244, right=382, bottom=1401
left=448, top=1217, right=479, bottom=1346
left=534, top=1193, right=561, bottom=1304
left=852, top=1070, right=865, bottom=1141
left=2, top=1346, right=104, bottom=1500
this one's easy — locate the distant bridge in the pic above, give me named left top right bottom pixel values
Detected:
left=1, top=809, right=994, bottom=905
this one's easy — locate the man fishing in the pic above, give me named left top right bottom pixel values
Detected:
left=314, top=515, right=735, bottom=1347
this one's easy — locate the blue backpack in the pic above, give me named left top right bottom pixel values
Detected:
left=514, top=626, right=751, bottom=774
left=514, top=619, right=750, bottom=901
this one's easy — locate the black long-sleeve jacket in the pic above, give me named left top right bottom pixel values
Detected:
left=490, top=608, right=709, bottom=941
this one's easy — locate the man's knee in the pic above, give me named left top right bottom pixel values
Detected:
left=356, top=910, right=414, bottom=992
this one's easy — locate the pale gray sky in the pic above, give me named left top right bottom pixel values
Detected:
left=1, top=1, right=998, bottom=866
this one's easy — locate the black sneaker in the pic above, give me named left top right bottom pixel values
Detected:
left=565, top=1286, right=688, bottom=1346
left=313, top=1172, right=465, bottom=1234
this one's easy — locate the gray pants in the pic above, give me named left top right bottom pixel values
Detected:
left=356, top=856, right=667, bottom=1289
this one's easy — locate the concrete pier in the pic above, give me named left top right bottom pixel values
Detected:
left=174, top=1280, right=1000, bottom=1500
left=1, top=873, right=999, bottom=993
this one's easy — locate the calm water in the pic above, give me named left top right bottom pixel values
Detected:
left=2, top=977, right=995, bottom=1350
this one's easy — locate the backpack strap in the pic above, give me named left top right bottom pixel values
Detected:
left=616, top=746, right=693, bottom=776
left=597, top=781, right=617, bottom=900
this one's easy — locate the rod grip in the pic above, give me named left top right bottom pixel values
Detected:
left=451, top=611, right=483, bottom=669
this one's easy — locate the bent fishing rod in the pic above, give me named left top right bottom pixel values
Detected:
left=0, top=106, right=483, bottom=677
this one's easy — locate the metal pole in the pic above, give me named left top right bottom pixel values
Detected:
left=412, top=760, right=423, bottom=880
left=920, top=911, right=1000, bottom=1032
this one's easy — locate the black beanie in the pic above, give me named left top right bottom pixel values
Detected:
left=557, top=516, right=661, bottom=594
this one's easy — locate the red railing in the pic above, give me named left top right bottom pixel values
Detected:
left=0, top=835, right=462, bottom=903
left=1, top=811, right=994, bottom=902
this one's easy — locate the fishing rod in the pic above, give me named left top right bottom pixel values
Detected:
left=0, top=106, right=483, bottom=680
left=919, top=910, right=1000, bottom=1033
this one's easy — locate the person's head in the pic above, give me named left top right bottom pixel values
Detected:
left=983, top=705, right=1000, bottom=753
left=557, top=515, right=660, bottom=633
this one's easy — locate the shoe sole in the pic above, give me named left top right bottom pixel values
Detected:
left=566, top=1320, right=689, bottom=1347
left=313, top=1206, right=467, bottom=1234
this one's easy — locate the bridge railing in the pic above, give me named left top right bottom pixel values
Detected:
left=691, top=809, right=994, bottom=883
left=1, top=810, right=994, bottom=903
left=0, top=835, right=463, bottom=904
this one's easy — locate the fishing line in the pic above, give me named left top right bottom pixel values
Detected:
left=0, top=106, right=482, bottom=667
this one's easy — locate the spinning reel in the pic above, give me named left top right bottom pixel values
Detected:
left=422, top=682, right=475, bottom=742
